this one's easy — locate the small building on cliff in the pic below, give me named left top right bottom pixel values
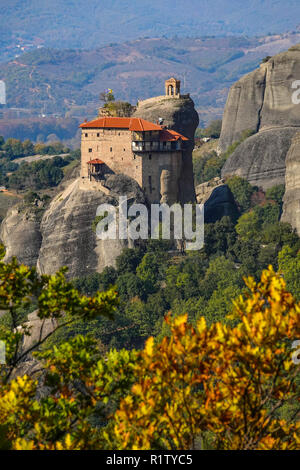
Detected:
left=80, top=115, right=188, bottom=204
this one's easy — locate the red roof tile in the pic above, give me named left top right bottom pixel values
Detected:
left=160, top=129, right=188, bottom=142
left=87, top=159, right=105, bottom=164
left=80, top=117, right=162, bottom=132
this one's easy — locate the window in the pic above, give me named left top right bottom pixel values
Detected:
left=149, top=154, right=152, bottom=160
left=110, top=147, right=112, bottom=152
left=88, top=148, right=92, bottom=153
left=85, top=133, right=88, bottom=137
left=97, top=133, right=100, bottom=137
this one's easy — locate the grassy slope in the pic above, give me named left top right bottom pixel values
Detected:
left=1, top=32, right=300, bottom=126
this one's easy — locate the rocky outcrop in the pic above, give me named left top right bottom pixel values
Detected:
left=0, top=205, right=42, bottom=266
left=19, top=310, right=57, bottom=354
left=281, top=132, right=300, bottom=234
left=222, top=127, right=299, bottom=189
left=1, top=174, right=146, bottom=278
left=133, top=95, right=199, bottom=203
left=37, top=174, right=146, bottom=278
left=203, top=185, right=239, bottom=224
left=196, top=177, right=226, bottom=204
left=219, top=45, right=300, bottom=153
left=220, top=44, right=300, bottom=189
left=196, top=178, right=239, bottom=223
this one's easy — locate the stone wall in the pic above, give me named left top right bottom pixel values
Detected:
left=81, top=128, right=142, bottom=185
left=81, top=126, right=185, bottom=204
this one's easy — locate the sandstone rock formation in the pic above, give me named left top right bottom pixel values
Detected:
left=196, top=178, right=239, bottom=223
left=1, top=174, right=146, bottom=278
left=133, top=95, right=199, bottom=203
left=37, top=175, right=146, bottom=278
left=220, top=44, right=300, bottom=189
left=0, top=163, right=80, bottom=268
left=221, top=127, right=299, bottom=189
left=196, top=177, right=226, bottom=204
left=219, top=45, right=300, bottom=152
left=0, top=205, right=42, bottom=266
left=281, top=132, right=300, bottom=234
left=19, top=310, right=57, bottom=355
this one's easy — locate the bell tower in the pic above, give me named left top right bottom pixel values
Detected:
left=165, top=77, right=181, bottom=98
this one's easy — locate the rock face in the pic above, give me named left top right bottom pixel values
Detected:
left=0, top=205, right=42, bottom=266
left=219, top=45, right=300, bottom=152
left=37, top=175, right=146, bottom=278
left=204, top=185, right=239, bottom=224
left=220, top=45, right=300, bottom=189
left=196, top=178, right=239, bottom=223
left=222, top=127, right=299, bottom=189
left=196, top=177, right=226, bottom=204
left=281, top=132, right=300, bottom=234
left=133, top=95, right=199, bottom=203
left=1, top=174, right=146, bottom=278
left=19, top=310, right=57, bottom=354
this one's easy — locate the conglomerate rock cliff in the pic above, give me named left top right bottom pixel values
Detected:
left=133, top=95, right=199, bottom=203
left=222, top=127, right=299, bottom=189
left=220, top=44, right=300, bottom=189
left=1, top=174, right=146, bottom=278
left=0, top=205, right=42, bottom=267
left=196, top=177, right=239, bottom=223
left=281, top=132, right=300, bottom=235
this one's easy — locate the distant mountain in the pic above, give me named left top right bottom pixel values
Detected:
left=1, top=32, right=300, bottom=127
left=1, top=0, right=300, bottom=62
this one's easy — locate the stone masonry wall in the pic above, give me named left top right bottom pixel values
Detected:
left=81, top=128, right=143, bottom=187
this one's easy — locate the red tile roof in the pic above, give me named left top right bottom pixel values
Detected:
left=80, top=117, right=162, bottom=132
left=160, top=129, right=188, bottom=142
left=87, top=159, right=105, bottom=164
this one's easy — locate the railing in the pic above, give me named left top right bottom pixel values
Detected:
left=132, top=141, right=181, bottom=152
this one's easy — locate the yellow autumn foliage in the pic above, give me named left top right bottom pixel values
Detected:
left=114, top=267, right=300, bottom=450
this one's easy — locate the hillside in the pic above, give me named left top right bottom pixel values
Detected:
left=2, top=0, right=300, bottom=63
left=2, top=31, right=300, bottom=129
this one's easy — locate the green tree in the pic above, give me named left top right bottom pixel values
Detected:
left=235, top=211, right=260, bottom=241
left=116, top=272, right=145, bottom=301
left=3, top=138, right=24, bottom=159
left=136, top=252, right=166, bottom=288
left=116, top=247, right=145, bottom=275
left=204, top=119, right=222, bottom=138
left=22, top=139, right=34, bottom=157
left=266, top=184, right=285, bottom=206
left=226, top=175, right=255, bottom=213
left=278, top=245, right=300, bottom=300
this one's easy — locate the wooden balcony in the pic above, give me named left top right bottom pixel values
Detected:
left=132, top=141, right=181, bottom=152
